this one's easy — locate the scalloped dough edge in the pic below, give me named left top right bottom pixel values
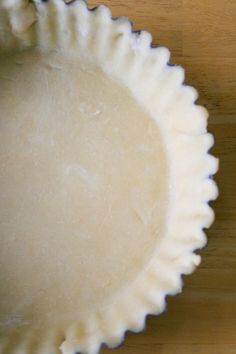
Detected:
left=0, top=1, right=218, bottom=354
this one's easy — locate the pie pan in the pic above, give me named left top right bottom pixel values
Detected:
left=0, top=1, right=218, bottom=353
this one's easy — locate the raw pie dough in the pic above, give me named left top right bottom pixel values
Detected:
left=0, top=1, right=218, bottom=353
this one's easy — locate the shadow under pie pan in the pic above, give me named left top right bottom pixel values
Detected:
left=0, top=0, right=218, bottom=353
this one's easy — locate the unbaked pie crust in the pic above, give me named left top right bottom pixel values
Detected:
left=0, top=1, right=218, bottom=353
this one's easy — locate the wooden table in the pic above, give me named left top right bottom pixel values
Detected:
left=88, top=1, right=236, bottom=353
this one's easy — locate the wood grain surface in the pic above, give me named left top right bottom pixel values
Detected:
left=87, top=1, right=236, bottom=353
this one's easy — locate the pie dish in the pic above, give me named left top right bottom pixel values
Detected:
left=0, top=1, right=218, bottom=353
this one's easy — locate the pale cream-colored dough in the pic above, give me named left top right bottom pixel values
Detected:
left=0, top=48, right=168, bottom=333
left=0, top=1, right=219, bottom=353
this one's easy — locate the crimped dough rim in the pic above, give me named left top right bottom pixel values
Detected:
left=0, top=1, right=218, bottom=354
